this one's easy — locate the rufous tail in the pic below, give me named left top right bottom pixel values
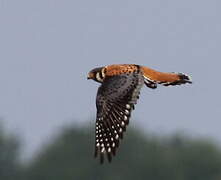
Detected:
left=141, top=66, right=192, bottom=89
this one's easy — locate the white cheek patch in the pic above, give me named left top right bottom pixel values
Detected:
left=96, top=72, right=103, bottom=82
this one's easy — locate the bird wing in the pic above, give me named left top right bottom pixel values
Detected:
left=95, top=71, right=144, bottom=163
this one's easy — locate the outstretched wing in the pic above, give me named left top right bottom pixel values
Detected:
left=95, top=71, right=144, bottom=163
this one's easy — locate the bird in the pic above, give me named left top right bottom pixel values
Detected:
left=87, top=64, right=192, bottom=163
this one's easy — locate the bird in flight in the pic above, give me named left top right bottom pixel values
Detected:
left=87, top=64, right=192, bottom=163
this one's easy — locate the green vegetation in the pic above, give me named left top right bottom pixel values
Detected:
left=1, top=122, right=221, bottom=180
left=0, top=124, right=21, bottom=180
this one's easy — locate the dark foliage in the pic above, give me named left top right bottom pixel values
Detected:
left=0, top=125, right=21, bottom=180
left=22, top=125, right=221, bottom=180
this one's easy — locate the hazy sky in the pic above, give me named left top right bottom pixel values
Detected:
left=1, top=0, right=221, bottom=158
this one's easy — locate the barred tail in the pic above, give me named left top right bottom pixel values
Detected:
left=141, top=66, right=192, bottom=89
left=161, top=73, right=192, bottom=86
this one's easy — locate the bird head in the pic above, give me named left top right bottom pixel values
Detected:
left=87, top=67, right=106, bottom=83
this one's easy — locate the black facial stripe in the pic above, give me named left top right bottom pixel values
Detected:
left=95, top=72, right=103, bottom=82
left=99, top=71, right=104, bottom=79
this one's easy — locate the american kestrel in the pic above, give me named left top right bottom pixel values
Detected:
left=87, top=64, right=192, bottom=163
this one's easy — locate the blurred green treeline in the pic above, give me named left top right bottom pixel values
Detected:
left=1, top=121, right=221, bottom=180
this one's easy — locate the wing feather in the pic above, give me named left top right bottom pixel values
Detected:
left=95, top=71, right=144, bottom=163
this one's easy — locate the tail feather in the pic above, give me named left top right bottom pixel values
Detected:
left=160, top=73, right=192, bottom=86
left=141, top=66, right=192, bottom=88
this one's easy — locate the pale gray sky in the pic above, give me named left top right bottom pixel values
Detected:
left=0, top=0, right=221, bottom=158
